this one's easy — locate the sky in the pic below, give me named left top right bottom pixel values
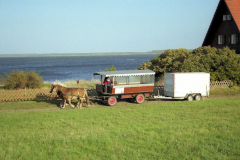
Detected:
left=0, top=0, right=220, bottom=54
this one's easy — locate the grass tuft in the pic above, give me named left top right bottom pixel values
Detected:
left=210, top=86, right=240, bottom=96
left=63, top=79, right=100, bottom=89
left=43, top=79, right=101, bottom=89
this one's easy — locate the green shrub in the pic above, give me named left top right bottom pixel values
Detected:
left=4, top=70, right=27, bottom=89
left=2, top=70, right=43, bottom=89
left=0, top=77, right=6, bottom=86
left=138, top=46, right=240, bottom=84
left=26, top=71, right=43, bottom=89
left=105, top=65, right=116, bottom=71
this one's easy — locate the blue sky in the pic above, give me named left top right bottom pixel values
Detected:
left=0, top=0, right=219, bottom=54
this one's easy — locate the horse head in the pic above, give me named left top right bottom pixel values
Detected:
left=49, top=84, right=57, bottom=93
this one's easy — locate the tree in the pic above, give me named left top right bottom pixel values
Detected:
left=26, top=71, right=43, bottom=89
left=2, top=70, right=43, bottom=89
left=138, top=46, right=240, bottom=84
left=105, top=65, right=116, bottom=72
left=4, top=70, right=27, bottom=89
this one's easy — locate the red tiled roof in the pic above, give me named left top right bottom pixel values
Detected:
left=225, top=0, right=240, bottom=31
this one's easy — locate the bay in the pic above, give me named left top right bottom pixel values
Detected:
left=0, top=52, right=161, bottom=82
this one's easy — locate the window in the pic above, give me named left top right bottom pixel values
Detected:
left=141, top=75, right=154, bottom=84
left=218, top=35, right=227, bottom=45
left=231, top=34, right=237, bottom=44
left=223, top=14, right=232, bottom=21
left=129, top=76, right=141, bottom=84
left=115, top=75, right=154, bottom=85
left=227, top=14, right=232, bottom=20
left=218, top=35, right=223, bottom=44
left=115, top=76, right=128, bottom=85
left=223, top=15, right=227, bottom=21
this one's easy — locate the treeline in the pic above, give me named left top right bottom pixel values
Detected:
left=138, top=46, right=240, bottom=84
left=0, top=70, right=43, bottom=89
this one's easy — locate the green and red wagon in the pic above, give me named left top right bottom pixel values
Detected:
left=93, top=70, right=155, bottom=106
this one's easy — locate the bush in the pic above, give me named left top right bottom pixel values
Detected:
left=26, top=71, right=43, bottom=89
left=2, top=70, right=43, bottom=89
left=105, top=65, right=116, bottom=71
left=138, top=46, right=240, bottom=84
left=138, top=48, right=191, bottom=75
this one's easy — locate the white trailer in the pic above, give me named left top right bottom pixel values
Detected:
left=154, top=72, right=210, bottom=101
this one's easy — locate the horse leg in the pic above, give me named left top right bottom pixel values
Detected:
left=59, top=99, right=63, bottom=108
left=62, top=99, right=66, bottom=109
left=59, top=100, right=62, bottom=108
left=84, top=91, right=90, bottom=107
left=78, top=95, right=82, bottom=109
left=79, top=98, right=82, bottom=109
left=67, top=98, right=75, bottom=108
left=59, top=99, right=65, bottom=109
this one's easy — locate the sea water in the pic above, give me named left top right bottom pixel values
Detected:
left=0, top=53, right=160, bottom=82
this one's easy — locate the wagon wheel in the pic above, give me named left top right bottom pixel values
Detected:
left=194, top=94, right=202, bottom=101
left=107, top=96, right=117, bottom=106
left=187, top=95, right=193, bottom=101
left=136, top=94, right=145, bottom=104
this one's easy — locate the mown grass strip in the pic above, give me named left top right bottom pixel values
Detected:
left=0, top=98, right=239, bottom=159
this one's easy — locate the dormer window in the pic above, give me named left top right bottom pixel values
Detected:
left=223, top=15, right=227, bottom=21
left=223, top=14, right=232, bottom=21
left=227, top=14, right=232, bottom=20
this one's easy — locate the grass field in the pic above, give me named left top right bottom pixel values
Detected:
left=0, top=97, right=239, bottom=159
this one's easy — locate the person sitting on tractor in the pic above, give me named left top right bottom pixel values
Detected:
left=102, top=77, right=112, bottom=93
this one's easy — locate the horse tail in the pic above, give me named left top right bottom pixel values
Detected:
left=84, top=89, right=90, bottom=106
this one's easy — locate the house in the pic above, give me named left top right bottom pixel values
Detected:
left=202, top=0, right=240, bottom=54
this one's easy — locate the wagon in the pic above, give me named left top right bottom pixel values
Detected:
left=93, top=70, right=155, bottom=106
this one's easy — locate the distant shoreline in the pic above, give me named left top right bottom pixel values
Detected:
left=0, top=51, right=165, bottom=58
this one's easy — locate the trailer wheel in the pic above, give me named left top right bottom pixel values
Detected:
left=187, top=95, right=193, bottom=101
left=194, top=94, right=201, bottom=101
left=108, top=96, right=117, bottom=106
left=136, top=94, right=145, bottom=104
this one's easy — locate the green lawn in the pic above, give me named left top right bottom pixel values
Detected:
left=0, top=98, right=240, bottom=159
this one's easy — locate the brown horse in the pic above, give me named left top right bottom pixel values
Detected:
left=49, top=84, right=89, bottom=109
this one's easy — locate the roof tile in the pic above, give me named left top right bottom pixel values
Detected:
left=225, top=0, right=240, bottom=31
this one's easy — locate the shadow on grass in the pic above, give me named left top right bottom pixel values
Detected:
left=35, top=99, right=60, bottom=106
left=147, top=98, right=184, bottom=102
left=35, top=98, right=97, bottom=109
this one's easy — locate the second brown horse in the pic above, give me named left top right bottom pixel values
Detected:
left=50, top=84, right=90, bottom=109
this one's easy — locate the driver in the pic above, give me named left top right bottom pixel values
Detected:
left=102, top=77, right=112, bottom=93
